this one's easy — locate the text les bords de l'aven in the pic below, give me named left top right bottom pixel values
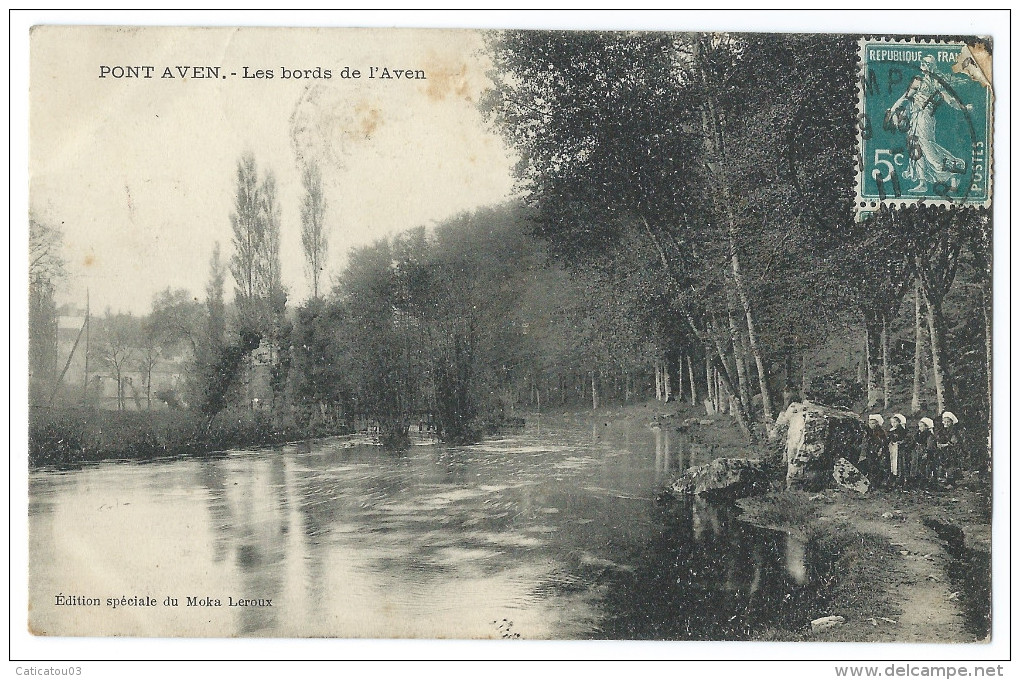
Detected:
left=98, top=66, right=426, bottom=80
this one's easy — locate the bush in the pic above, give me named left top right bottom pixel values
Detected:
left=154, top=387, right=185, bottom=410
left=28, top=404, right=350, bottom=468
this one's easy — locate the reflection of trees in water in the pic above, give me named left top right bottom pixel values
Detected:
left=656, top=429, right=719, bottom=485
left=197, top=461, right=231, bottom=563
left=231, top=456, right=288, bottom=634
left=590, top=499, right=818, bottom=640
left=198, top=457, right=288, bottom=634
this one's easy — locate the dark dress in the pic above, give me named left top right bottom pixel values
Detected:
left=860, top=426, right=889, bottom=486
left=934, top=425, right=962, bottom=483
left=913, top=429, right=936, bottom=485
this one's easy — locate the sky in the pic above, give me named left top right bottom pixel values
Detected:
left=29, top=26, right=518, bottom=315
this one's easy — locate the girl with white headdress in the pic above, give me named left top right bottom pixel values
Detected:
left=914, top=417, right=936, bottom=487
left=935, top=410, right=962, bottom=485
left=861, top=414, right=889, bottom=487
left=887, top=414, right=909, bottom=487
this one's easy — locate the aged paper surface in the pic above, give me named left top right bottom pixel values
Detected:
left=25, top=21, right=1000, bottom=648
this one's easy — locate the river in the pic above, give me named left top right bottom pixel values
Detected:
left=29, top=412, right=821, bottom=639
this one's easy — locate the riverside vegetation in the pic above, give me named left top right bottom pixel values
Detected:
left=30, top=33, right=992, bottom=483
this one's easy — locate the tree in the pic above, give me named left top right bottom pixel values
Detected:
left=335, top=238, right=405, bottom=437
left=228, top=154, right=289, bottom=412
left=229, top=153, right=264, bottom=335
left=144, top=288, right=204, bottom=409
left=29, top=216, right=66, bottom=404
left=300, top=162, right=329, bottom=299
left=258, top=170, right=286, bottom=323
left=149, top=288, right=204, bottom=355
left=484, top=31, right=860, bottom=437
left=288, top=297, right=351, bottom=429
left=482, top=30, right=748, bottom=428
left=205, top=242, right=226, bottom=354
left=907, top=206, right=982, bottom=415
left=93, top=311, right=139, bottom=411
left=137, top=332, right=162, bottom=410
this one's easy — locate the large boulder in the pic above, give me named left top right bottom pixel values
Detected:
left=833, top=457, right=871, bottom=493
left=668, top=457, right=770, bottom=500
left=777, top=401, right=865, bottom=492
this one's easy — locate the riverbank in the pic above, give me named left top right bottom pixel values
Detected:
left=547, top=398, right=992, bottom=643
left=739, top=486, right=991, bottom=642
left=28, top=406, right=351, bottom=468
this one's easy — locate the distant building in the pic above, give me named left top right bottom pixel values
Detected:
left=51, top=306, right=193, bottom=411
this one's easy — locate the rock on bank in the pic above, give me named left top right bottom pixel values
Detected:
left=773, top=401, right=865, bottom=492
left=666, top=457, right=771, bottom=500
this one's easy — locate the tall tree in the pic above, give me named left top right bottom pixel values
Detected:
left=229, top=153, right=264, bottom=335
left=228, top=155, right=289, bottom=411
left=29, top=217, right=65, bottom=404
left=300, top=163, right=329, bottom=299
left=205, top=242, right=226, bottom=354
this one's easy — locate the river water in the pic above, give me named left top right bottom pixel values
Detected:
left=29, top=412, right=820, bottom=639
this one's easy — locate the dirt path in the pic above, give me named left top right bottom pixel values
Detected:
left=739, top=487, right=990, bottom=643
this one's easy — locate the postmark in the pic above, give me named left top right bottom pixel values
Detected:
left=856, top=38, right=992, bottom=218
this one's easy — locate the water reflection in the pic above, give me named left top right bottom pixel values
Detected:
left=594, top=498, right=816, bottom=640
left=29, top=413, right=817, bottom=639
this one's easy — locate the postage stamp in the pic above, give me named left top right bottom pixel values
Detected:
left=856, top=38, right=993, bottom=216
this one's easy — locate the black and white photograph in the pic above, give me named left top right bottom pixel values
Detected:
left=12, top=10, right=1010, bottom=669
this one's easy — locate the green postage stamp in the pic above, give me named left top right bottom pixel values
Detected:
left=856, top=38, right=993, bottom=216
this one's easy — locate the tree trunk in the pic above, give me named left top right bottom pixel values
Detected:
left=694, top=39, right=773, bottom=426
left=677, top=353, right=685, bottom=403
left=591, top=371, right=599, bottom=411
left=663, top=357, right=672, bottom=402
left=728, top=306, right=752, bottom=414
left=864, top=311, right=882, bottom=409
left=857, top=335, right=867, bottom=388
left=783, top=352, right=795, bottom=409
left=654, top=359, right=663, bottom=401
left=705, top=354, right=715, bottom=414
left=800, top=352, right=808, bottom=400
left=912, top=282, right=924, bottom=414
left=882, top=314, right=891, bottom=410
left=687, top=355, right=697, bottom=403
left=729, top=244, right=774, bottom=424
left=925, top=294, right=951, bottom=415
left=717, top=370, right=729, bottom=414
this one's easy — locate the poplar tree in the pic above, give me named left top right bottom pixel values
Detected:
left=300, top=163, right=329, bottom=299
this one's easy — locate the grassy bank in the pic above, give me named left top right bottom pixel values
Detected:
left=738, top=487, right=991, bottom=642
left=28, top=406, right=351, bottom=468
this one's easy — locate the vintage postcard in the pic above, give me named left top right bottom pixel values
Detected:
left=25, top=24, right=996, bottom=645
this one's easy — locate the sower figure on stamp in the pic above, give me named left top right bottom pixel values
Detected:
left=888, top=55, right=974, bottom=195
left=887, top=413, right=909, bottom=488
